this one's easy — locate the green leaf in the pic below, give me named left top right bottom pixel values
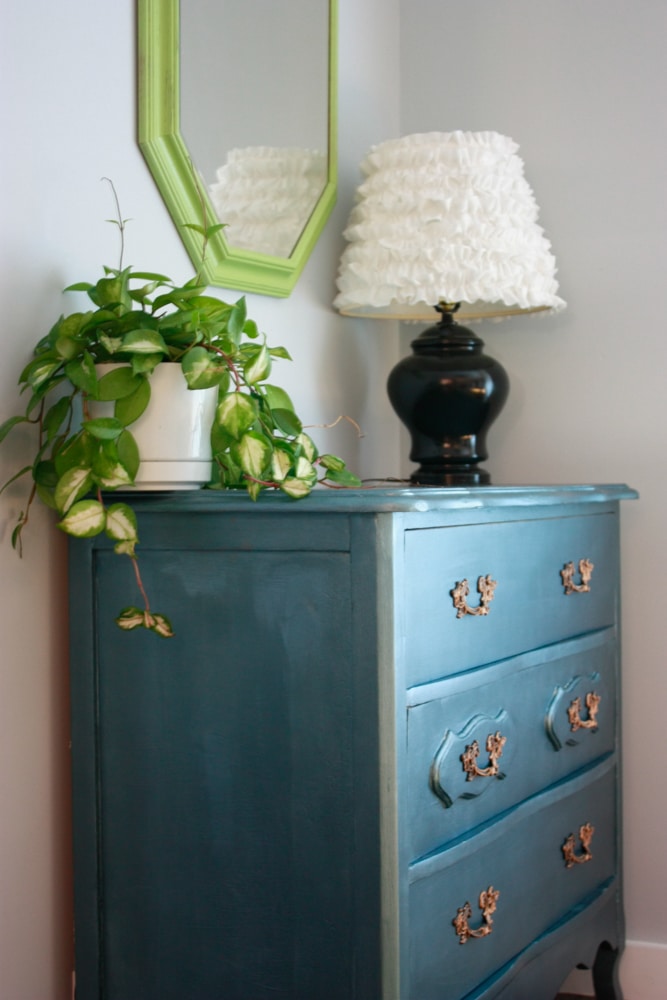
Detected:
left=43, top=397, right=72, bottom=441
left=243, top=319, right=259, bottom=339
left=181, top=347, right=229, bottom=390
left=33, top=460, right=59, bottom=489
left=243, top=343, right=271, bottom=386
left=116, top=430, right=140, bottom=480
left=83, top=417, right=124, bottom=441
left=121, top=329, right=169, bottom=356
left=115, top=377, right=151, bottom=426
left=0, top=415, right=30, bottom=444
left=54, top=430, right=95, bottom=477
left=58, top=499, right=106, bottom=537
left=321, top=466, right=362, bottom=487
left=54, top=466, right=94, bottom=513
left=0, top=465, right=32, bottom=497
left=227, top=298, right=247, bottom=338
left=268, top=346, right=292, bottom=361
left=65, top=351, right=98, bottom=395
left=35, top=482, right=59, bottom=510
left=231, top=431, right=272, bottom=479
left=128, top=270, right=172, bottom=283
left=318, top=453, right=346, bottom=473
left=130, top=353, right=163, bottom=376
left=271, top=407, right=303, bottom=437
left=216, top=391, right=258, bottom=440
left=210, top=420, right=235, bottom=458
left=105, top=503, right=138, bottom=543
left=262, top=384, right=295, bottom=412
left=95, top=366, right=142, bottom=401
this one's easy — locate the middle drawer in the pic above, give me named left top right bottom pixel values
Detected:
left=406, top=630, right=617, bottom=861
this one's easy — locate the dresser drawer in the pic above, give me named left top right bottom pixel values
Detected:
left=406, top=630, right=617, bottom=860
left=403, top=511, right=617, bottom=686
left=407, top=763, right=617, bottom=1000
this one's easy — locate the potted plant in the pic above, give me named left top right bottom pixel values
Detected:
left=0, top=185, right=360, bottom=637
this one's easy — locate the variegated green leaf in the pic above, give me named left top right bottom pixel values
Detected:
left=121, top=329, right=169, bottom=356
left=58, top=499, right=106, bottom=538
left=181, top=347, right=229, bottom=389
left=280, top=477, right=314, bottom=499
left=296, top=433, right=318, bottom=462
left=113, top=540, right=136, bottom=557
left=105, top=503, right=138, bottom=542
left=270, top=448, right=292, bottom=482
left=115, top=606, right=146, bottom=631
left=243, top=343, right=271, bottom=386
left=148, top=613, right=175, bottom=638
left=295, top=455, right=317, bottom=485
left=216, top=392, right=258, bottom=440
left=54, top=467, right=94, bottom=513
left=232, top=431, right=272, bottom=479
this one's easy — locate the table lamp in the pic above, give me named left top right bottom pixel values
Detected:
left=334, top=130, right=565, bottom=485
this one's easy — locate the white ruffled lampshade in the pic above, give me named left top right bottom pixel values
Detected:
left=209, top=146, right=327, bottom=259
left=334, top=130, right=566, bottom=320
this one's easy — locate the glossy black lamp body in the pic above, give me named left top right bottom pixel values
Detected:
left=387, top=310, right=509, bottom=486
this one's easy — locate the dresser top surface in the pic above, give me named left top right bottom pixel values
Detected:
left=113, top=483, right=638, bottom=515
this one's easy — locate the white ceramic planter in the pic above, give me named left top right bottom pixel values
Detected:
left=92, top=363, right=218, bottom=490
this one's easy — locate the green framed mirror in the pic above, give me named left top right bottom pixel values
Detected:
left=137, top=0, right=338, bottom=297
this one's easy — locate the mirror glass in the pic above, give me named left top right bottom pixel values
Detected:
left=180, top=0, right=329, bottom=260
left=137, top=0, right=337, bottom=297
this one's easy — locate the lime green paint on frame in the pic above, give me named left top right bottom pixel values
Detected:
left=137, top=0, right=338, bottom=298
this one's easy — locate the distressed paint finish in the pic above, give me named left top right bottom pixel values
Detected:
left=68, top=485, right=636, bottom=999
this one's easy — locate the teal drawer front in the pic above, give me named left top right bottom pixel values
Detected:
left=403, top=512, right=618, bottom=685
left=406, top=630, right=617, bottom=860
left=407, top=763, right=617, bottom=1000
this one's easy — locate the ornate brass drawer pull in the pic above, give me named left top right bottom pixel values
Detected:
left=453, top=886, right=500, bottom=944
left=562, top=823, right=595, bottom=868
left=451, top=575, right=497, bottom=618
left=461, top=731, right=507, bottom=781
left=568, top=691, right=601, bottom=732
left=561, top=558, right=594, bottom=595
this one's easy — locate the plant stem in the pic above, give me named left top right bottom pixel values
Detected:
left=102, top=177, right=126, bottom=270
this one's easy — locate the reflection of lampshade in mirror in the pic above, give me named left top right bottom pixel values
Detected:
left=209, top=146, right=327, bottom=259
left=334, top=130, right=566, bottom=486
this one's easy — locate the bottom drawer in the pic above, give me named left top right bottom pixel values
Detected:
left=407, top=761, right=617, bottom=1000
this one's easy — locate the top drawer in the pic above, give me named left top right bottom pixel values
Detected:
left=402, top=512, right=617, bottom=686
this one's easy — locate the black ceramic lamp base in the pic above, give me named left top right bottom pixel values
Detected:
left=387, top=307, right=509, bottom=487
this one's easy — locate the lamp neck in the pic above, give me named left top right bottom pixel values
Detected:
left=411, top=307, right=484, bottom=355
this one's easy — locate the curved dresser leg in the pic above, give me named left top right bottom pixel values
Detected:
left=592, top=942, right=623, bottom=1000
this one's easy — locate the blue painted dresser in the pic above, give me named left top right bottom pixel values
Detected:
left=68, top=484, right=637, bottom=999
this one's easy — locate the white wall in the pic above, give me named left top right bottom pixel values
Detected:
left=399, top=1, right=667, bottom=997
left=0, top=1, right=399, bottom=996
